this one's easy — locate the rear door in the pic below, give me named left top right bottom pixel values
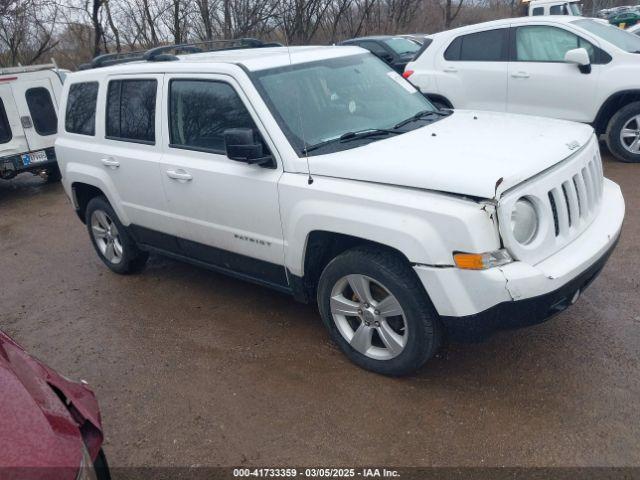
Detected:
left=98, top=74, right=171, bottom=237
left=434, top=27, right=509, bottom=111
left=0, top=83, right=28, bottom=159
left=11, top=76, right=58, bottom=152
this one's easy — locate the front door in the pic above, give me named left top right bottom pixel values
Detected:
left=507, top=25, right=600, bottom=123
left=159, top=74, right=286, bottom=288
left=11, top=78, right=58, bottom=152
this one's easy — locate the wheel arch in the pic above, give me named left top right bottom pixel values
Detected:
left=293, top=231, right=416, bottom=302
left=594, top=90, right=640, bottom=135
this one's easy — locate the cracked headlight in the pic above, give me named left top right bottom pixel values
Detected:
left=511, top=197, right=538, bottom=245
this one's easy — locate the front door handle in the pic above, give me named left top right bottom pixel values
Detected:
left=101, top=158, right=120, bottom=168
left=166, top=168, right=193, bottom=181
left=443, top=67, right=458, bottom=73
left=511, top=71, right=530, bottom=79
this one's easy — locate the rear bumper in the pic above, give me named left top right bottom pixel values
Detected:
left=0, top=147, right=57, bottom=177
left=439, top=232, right=619, bottom=342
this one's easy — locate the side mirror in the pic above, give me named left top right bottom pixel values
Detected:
left=564, top=48, right=591, bottom=73
left=223, top=128, right=273, bottom=167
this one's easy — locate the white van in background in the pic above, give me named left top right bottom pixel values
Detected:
left=0, top=63, right=66, bottom=182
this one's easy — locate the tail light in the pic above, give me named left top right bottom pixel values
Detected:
left=402, top=70, right=414, bottom=79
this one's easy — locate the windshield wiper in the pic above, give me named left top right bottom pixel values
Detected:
left=302, top=128, right=401, bottom=154
left=393, top=109, right=451, bottom=130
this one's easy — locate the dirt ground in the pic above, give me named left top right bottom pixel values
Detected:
left=0, top=151, right=638, bottom=469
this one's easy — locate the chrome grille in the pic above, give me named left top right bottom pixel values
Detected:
left=498, top=136, right=604, bottom=266
left=548, top=154, right=603, bottom=238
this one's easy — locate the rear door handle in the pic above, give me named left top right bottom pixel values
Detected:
left=443, top=67, right=458, bottom=73
left=166, top=168, right=193, bottom=181
left=101, top=158, right=120, bottom=168
left=511, top=71, right=530, bottom=79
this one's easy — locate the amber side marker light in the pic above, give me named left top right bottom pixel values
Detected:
left=453, top=250, right=513, bottom=270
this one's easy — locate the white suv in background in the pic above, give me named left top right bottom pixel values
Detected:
left=405, top=16, right=640, bottom=163
left=56, top=43, right=624, bottom=376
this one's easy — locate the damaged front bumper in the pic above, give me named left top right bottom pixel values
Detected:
left=414, top=178, right=625, bottom=342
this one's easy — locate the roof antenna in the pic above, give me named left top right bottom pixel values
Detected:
left=282, top=26, right=313, bottom=185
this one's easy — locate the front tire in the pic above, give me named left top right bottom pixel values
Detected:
left=85, top=196, right=148, bottom=274
left=606, top=101, right=640, bottom=163
left=317, top=246, right=441, bottom=376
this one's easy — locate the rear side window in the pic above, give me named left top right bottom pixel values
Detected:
left=444, top=29, right=507, bottom=61
left=65, top=82, right=99, bottom=136
left=106, top=79, right=156, bottom=144
left=532, top=6, right=544, bottom=15
left=0, top=99, right=11, bottom=144
left=25, top=87, right=57, bottom=136
left=169, top=80, right=257, bottom=153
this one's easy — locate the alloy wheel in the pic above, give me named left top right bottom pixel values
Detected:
left=90, top=210, right=124, bottom=264
left=620, top=114, right=640, bottom=154
left=329, top=274, right=408, bottom=360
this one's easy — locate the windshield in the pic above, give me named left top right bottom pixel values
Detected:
left=252, top=53, right=436, bottom=155
left=382, top=37, right=421, bottom=55
left=573, top=18, right=640, bottom=52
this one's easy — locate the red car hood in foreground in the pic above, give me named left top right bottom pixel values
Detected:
left=0, top=330, right=104, bottom=480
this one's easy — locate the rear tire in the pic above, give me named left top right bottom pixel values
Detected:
left=317, top=246, right=441, bottom=376
left=45, top=165, right=61, bottom=183
left=85, top=196, right=148, bottom=274
left=605, top=101, right=640, bottom=163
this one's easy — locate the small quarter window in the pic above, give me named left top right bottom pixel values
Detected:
left=0, top=98, right=11, bottom=144
left=169, top=80, right=259, bottom=153
left=65, top=82, right=99, bottom=136
left=25, top=87, right=57, bottom=136
left=106, top=79, right=156, bottom=144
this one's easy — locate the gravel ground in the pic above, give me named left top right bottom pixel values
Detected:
left=0, top=151, right=638, bottom=469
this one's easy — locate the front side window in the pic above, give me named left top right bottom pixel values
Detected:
left=549, top=4, right=567, bottom=14
left=573, top=18, right=640, bottom=53
left=0, top=99, right=11, bottom=144
left=25, top=87, right=57, bottom=136
left=253, top=53, right=436, bottom=155
left=444, top=29, right=507, bottom=61
left=106, top=79, right=156, bottom=143
left=169, top=80, right=257, bottom=153
left=516, top=26, right=595, bottom=62
left=359, top=41, right=390, bottom=57
left=65, top=82, right=99, bottom=136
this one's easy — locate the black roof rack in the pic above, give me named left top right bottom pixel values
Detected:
left=144, top=38, right=267, bottom=62
left=80, top=38, right=276, bottom=69
left=79, top=50, right=146, bottom=70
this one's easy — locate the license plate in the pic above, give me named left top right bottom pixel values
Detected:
left=21, top=150, right=47, bottom=166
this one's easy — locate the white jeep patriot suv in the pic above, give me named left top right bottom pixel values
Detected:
left=56, top=41, right=625, bottom=376
left=405, top=16, right=640, bottom=163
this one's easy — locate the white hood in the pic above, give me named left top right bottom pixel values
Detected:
left=308, top=110, right=595, bottom=199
